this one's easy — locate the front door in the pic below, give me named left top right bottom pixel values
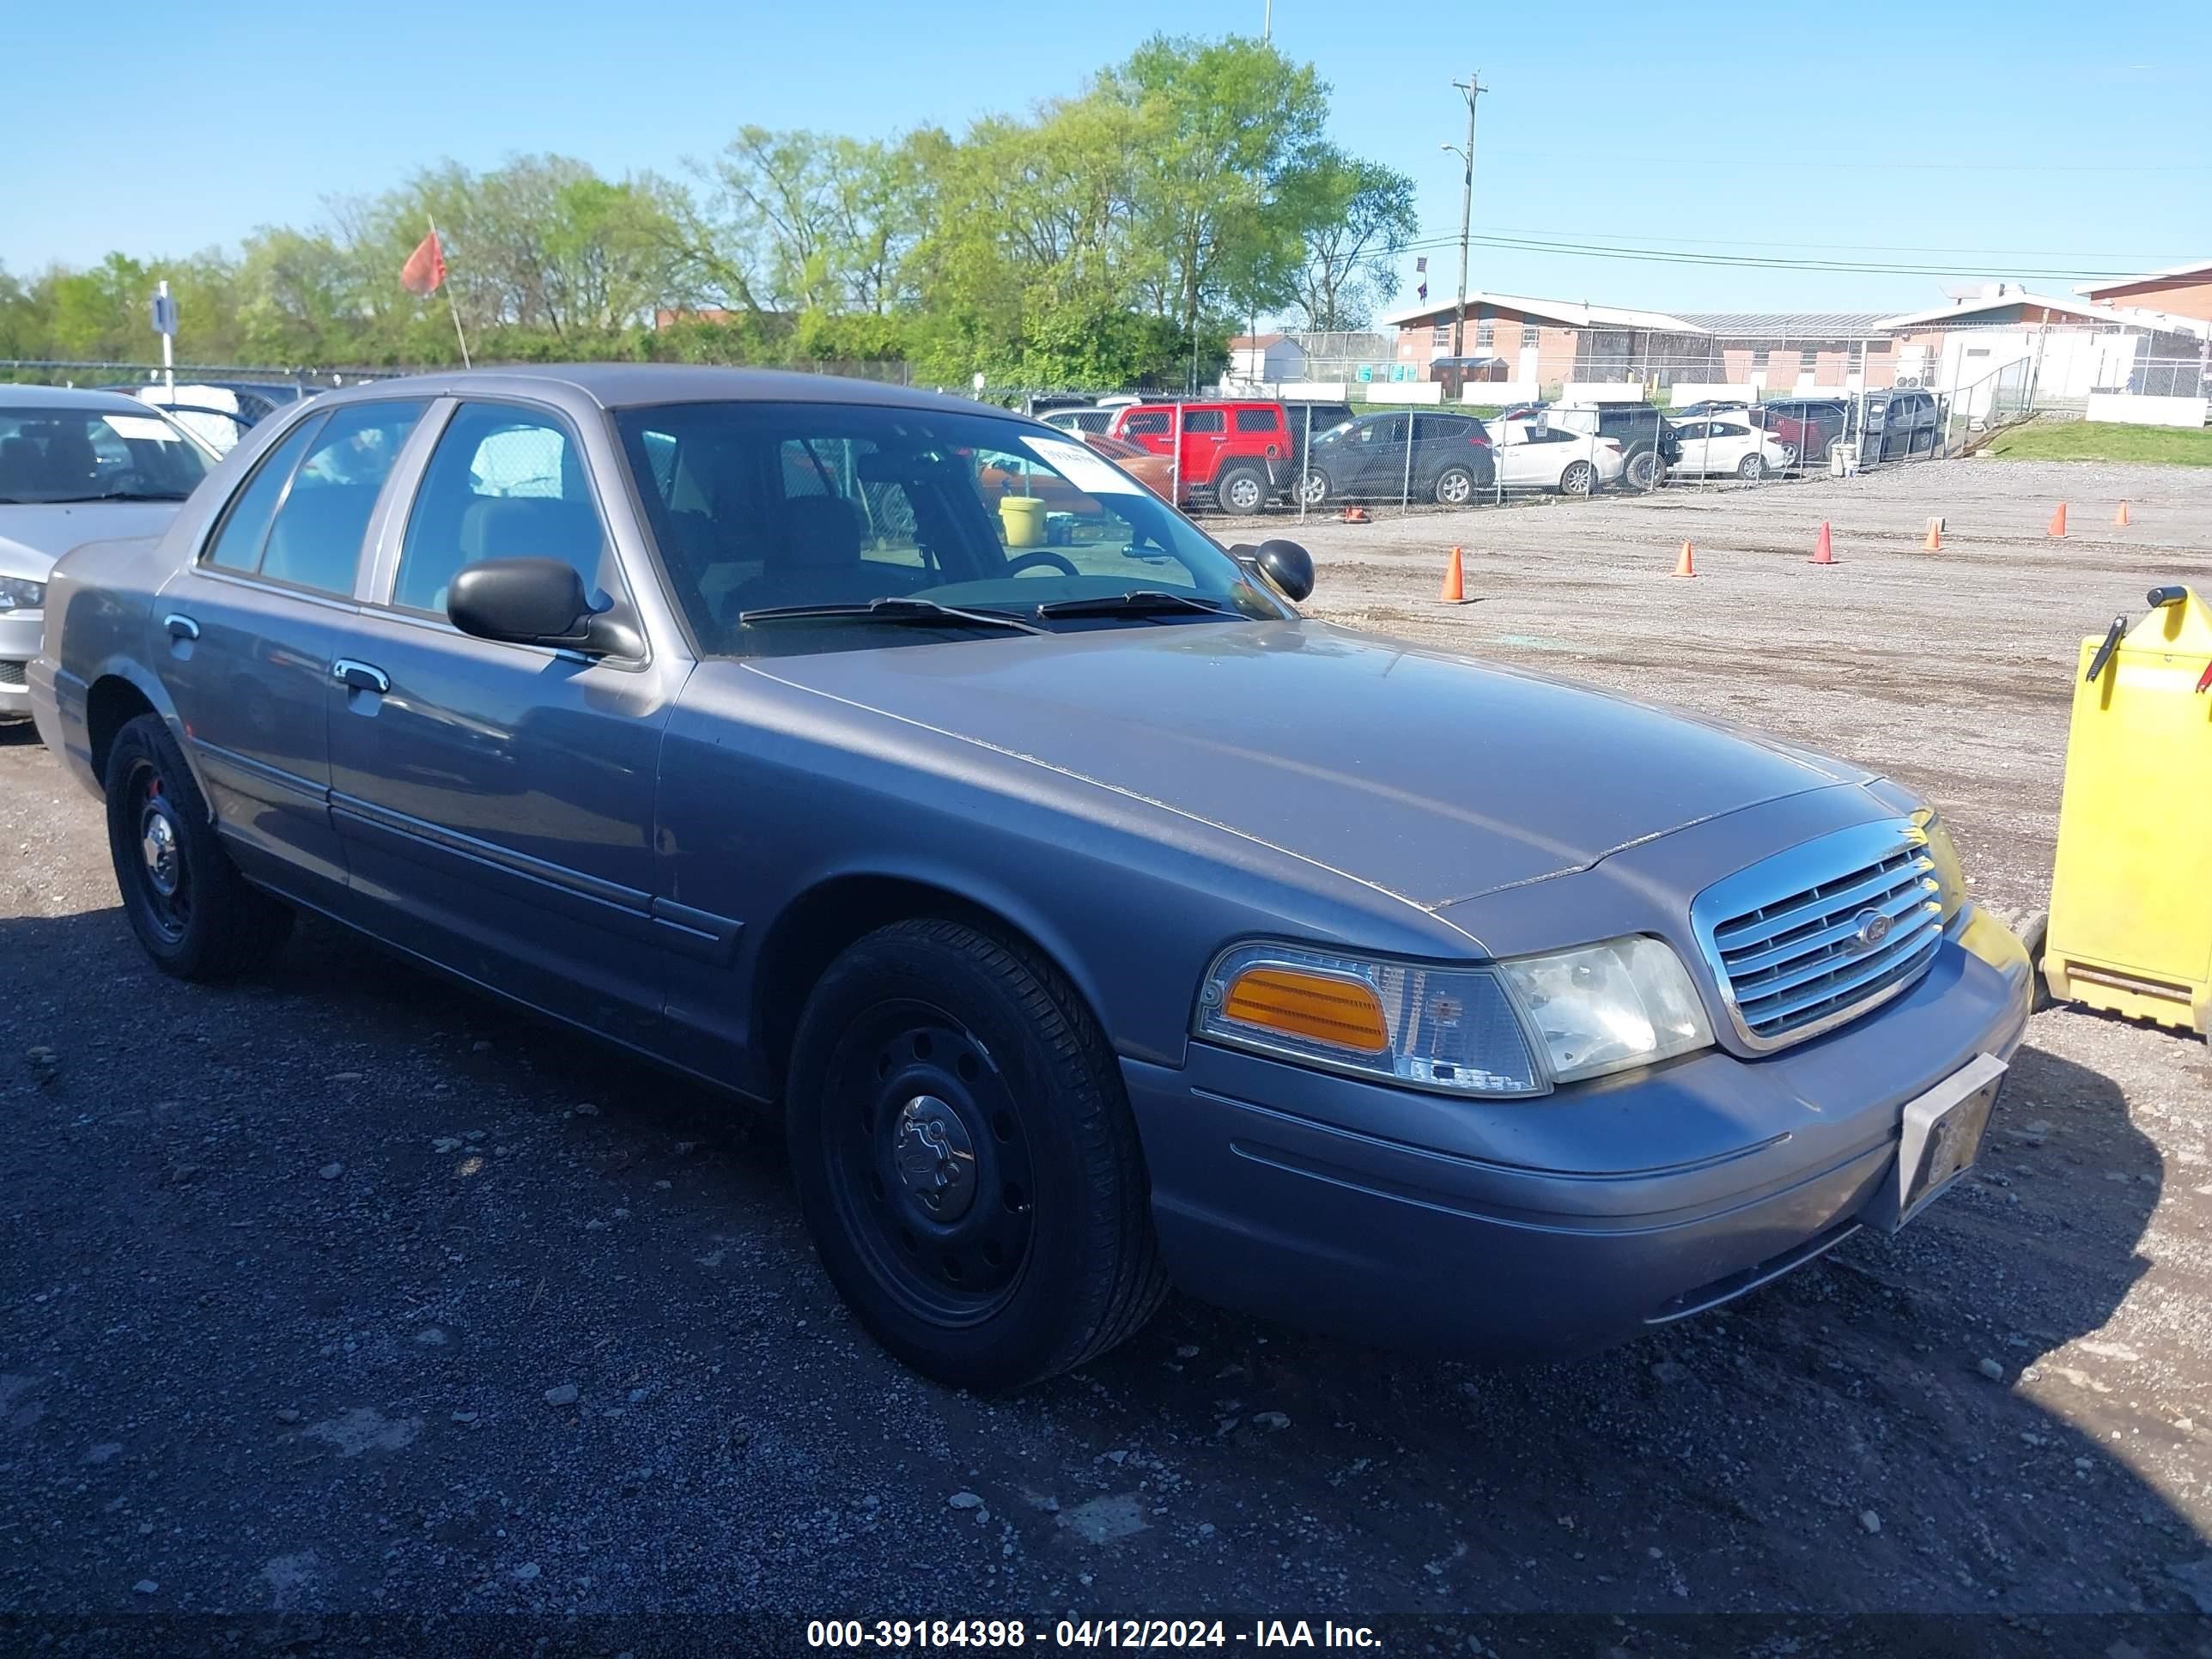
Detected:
left=155, top=398, right=428, bottom=903
left=324, top=398, right=684, bottom=1043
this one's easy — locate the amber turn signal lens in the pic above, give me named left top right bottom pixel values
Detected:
left=1221, top=967, right=1390, bottom=1053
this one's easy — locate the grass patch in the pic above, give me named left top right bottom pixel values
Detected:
left=1982, top=422, right=2212, bottom=466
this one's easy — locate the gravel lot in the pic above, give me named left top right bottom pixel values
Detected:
left=3, top=456, right=2209, bottom=1638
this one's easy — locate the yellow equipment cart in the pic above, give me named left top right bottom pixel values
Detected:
left=2045, top=584, right=2212, bottom=1042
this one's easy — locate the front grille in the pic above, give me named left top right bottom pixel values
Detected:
left=0, top=659, right=26, bottom=689
left=1693, top=823, right=1944, bottom=1048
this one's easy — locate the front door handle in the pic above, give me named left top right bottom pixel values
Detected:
left=163, top=613, right=199, bottom=641
left=332, top=659, right=390, bottom=695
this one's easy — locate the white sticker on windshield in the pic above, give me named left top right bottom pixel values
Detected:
left=106, top=414, right=183, bottom=442
left=1023, top=435, right=1144, bottom=495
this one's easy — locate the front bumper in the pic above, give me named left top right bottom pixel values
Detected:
left=0, top=610, right=39, bottom=719
left=1123, top=906, right=2031, bottom=1359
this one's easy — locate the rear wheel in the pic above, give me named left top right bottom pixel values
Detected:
left=787, top=918, right=1167, bottom=1391
left=1625, top=449, right=1662, bottom=491
left=1215, top=464, right=1268, bottom=515
left=1559, top=460, right=1595, bottom=495
left=1433, top=465, right=1475, bottom=507
left=103, top=714, right=292, bottom=980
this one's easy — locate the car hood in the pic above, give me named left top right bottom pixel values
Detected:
left=744, top=619, right=1871, bottom=908
left=0, top=501, right=183, bottom=581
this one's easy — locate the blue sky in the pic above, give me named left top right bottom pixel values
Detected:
left=7, top=0, right=2209, bottom=318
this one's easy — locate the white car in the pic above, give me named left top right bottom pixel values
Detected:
left=1667, top=417, right=1794, bottom=481
left=1039, top=408, right=1112, bottom=435
left=1494, top=421, right=1628, bottom=495
left=0, top=387, right=214, bottom=721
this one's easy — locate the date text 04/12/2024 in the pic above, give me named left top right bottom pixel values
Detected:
left=805, top=1620, right=1382, bottom=1650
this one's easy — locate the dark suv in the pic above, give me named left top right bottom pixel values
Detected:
left=1298, top=410, right=1496, bottom=507
left=1547, top=404, right=1682, bottom=491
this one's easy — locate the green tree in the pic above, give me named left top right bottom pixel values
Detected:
left=1281, top=149, right=1416, bottom=330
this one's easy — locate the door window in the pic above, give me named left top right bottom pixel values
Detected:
left=205, top=419, right=320, bottom=573
left=1121, top=410, right=1170, bottom=436
left=257, top=401, right=428, bottom=595
left=394, top=404, right=615, bottom=615
left=1232, top=408, right=1278, bottom=434
left=1182, top=410, right=1224, bottom=434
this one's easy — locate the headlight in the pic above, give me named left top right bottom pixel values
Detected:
left=1497, top=935, right=1714, bottom=1084
left=1197, top=943, right=1547, bottom=1096
left=0, top=576, right=46, bottom=612
left=1194, top=934, right=1716, bottom=1095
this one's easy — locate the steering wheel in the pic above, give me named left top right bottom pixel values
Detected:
left=100, top=467, right=156, bottom=495
left=1003, top=551, right=1079, bottom=577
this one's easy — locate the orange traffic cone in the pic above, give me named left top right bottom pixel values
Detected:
left=1674, top=540, right=1696, bottom=578
left=2047, top=501, right=2068, bottom=537
left=2114, top=501, right=2130, bottom=527
left=1340, top=505, right=1369, bottom=524
left=1923, top=517, right=1942, bottom=551
left=1439, top=545, right=1466, bottom=603
left=1810, top=521, right=1835, bottom=565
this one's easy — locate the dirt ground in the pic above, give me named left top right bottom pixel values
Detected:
left=3, top=456, right=2209, bottom=1641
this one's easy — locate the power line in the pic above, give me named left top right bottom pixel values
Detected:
left=1388, top=229, right=2158, bottom=281
left=1458, top=226, right=2207, bottom=263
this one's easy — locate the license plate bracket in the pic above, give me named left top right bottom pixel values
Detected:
left=1875, top=1053, right=2006, bottom=1232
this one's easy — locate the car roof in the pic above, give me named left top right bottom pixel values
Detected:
left=304, top=364, right=1003, bottom=417
left=0, top=383, right=165, bottom=414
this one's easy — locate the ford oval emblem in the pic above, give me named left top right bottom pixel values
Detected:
left=1852, top=908, right=1893, bottom=951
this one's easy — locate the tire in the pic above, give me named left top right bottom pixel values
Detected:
left=786, top=917, right=1168, bottom=1391
left=1433, top=465, right=1475, bottom=507
left=1297, top=470, right=1332, bottom=508
left=1559, top=460, right=1594, bottom=496
left=1737, top=453, right=1767, bottom=481
left=104, top=713, right=292, bottom=980
left=1776, top=442, right=1800, bottom=468
left=1625, top=449, right=1662, bottom=491
left=1215, top=464, right=1267, bottom=516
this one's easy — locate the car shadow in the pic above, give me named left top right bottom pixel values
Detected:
left=1, top=905, right=2202, bottom=1631
left=0, top=722, right=44, bottom=748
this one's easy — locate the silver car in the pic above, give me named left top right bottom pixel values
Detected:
left=1, top=386, right=214, bottom=721
left=28, top=367, right=2032, bottom=1390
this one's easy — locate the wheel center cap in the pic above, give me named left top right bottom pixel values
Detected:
left=891, top=1094, right=976, bottom=1220
left=140, top=811, right=179, bottom=896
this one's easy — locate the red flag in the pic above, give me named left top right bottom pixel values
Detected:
left=399, top=230, right=447, bottom=297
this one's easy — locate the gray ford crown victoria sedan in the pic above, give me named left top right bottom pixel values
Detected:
left=28, top=367, right=2032, bottom=1390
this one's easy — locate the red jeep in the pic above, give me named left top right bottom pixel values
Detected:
left=1105, top=400, right=1291, bottom=514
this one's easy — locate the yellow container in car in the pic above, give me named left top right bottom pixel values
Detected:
left=2045, top=584, right=2212, bottom=1040
left=999, top=496, right=1047, bottom=548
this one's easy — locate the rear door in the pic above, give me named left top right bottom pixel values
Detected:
left=323, top=398, right=689, bottom=1043
left=1178, top=407, right=1227, bottom=487
left=155, top=399, right=428, bottom=905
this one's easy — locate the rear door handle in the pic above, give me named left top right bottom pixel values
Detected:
left=163, top=613, right=199, bottom=641
left=332, top=659, right=390, bottom=695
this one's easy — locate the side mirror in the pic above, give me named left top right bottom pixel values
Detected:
left=1249, top=538, right=1314, bottom=604
left=447, top=557, right=641, bottom=658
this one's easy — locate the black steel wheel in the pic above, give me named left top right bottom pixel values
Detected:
left=787, top=918, right=1167, bottom=1389
left=103, top=713, right=291, bottom=979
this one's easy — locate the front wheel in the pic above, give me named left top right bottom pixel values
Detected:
left=1214, top=464, right=1268, bottom=515
left=786, top=918, right=1167, bottom=1391
left=1738, top=453, right=1767, bottom=481
left=1559, top=459, right=1595, bottom=495
left=1298, top=470, right=1333, bottom=508
left=104, top=714, right=292, bottom=980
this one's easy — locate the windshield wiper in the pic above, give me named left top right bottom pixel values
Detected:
left=43, top=489, right=194, bottom=504
left=734, top=596, right=1045, bottom=635
left=1034, top=589, right=1241, bottom=621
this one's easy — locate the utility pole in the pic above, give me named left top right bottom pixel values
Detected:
left=1447, top=70, right=1486, bottom=362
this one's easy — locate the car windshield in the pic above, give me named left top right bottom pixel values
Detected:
left=616, top=400, right=1287, bottom=655
left=0, top=405, right=210, bottom=503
